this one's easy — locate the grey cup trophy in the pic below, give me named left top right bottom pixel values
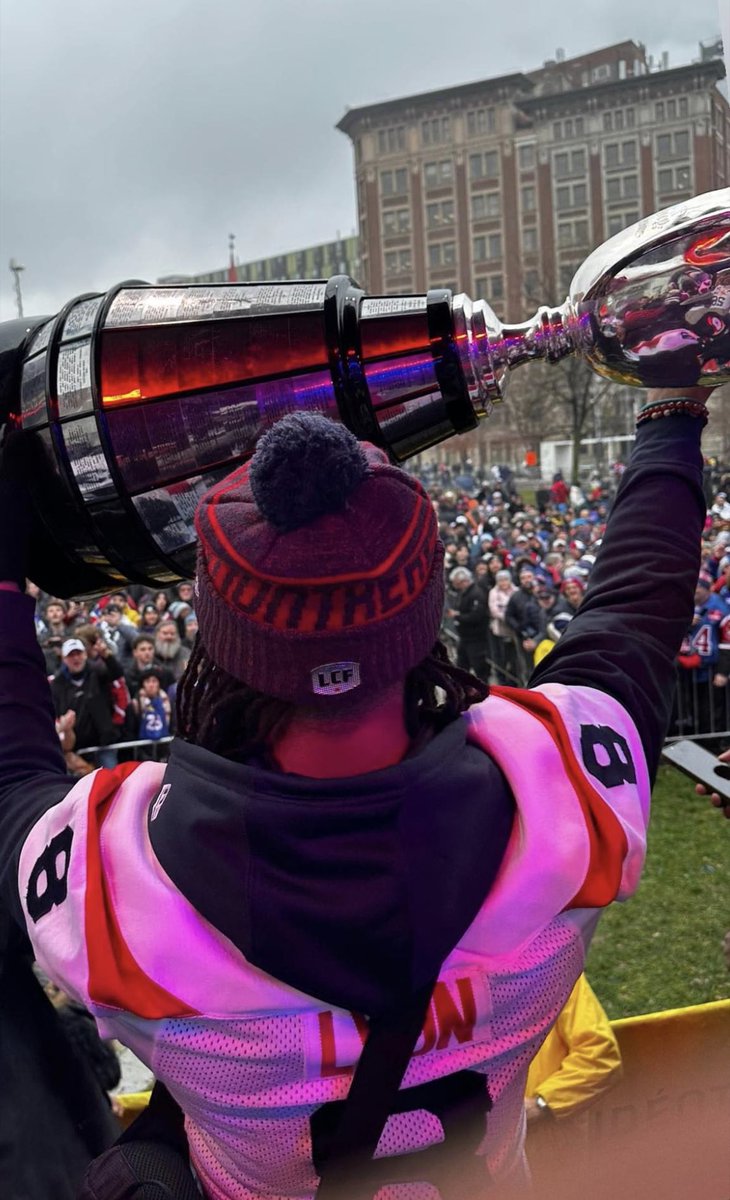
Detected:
left=1, top=188, right=728, bottom=596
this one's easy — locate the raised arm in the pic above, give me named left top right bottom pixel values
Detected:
left=531, top=389, right=709, bottom=780
left=0, top=467, right=76, bottom=924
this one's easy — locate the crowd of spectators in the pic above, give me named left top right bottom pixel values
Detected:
left=415, top=453, right=730, bottom=740
left=23, top=453, right=730, bottom=775
left=29, top=579, right=197, bottom=773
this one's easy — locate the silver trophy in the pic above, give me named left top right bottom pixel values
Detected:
left=1, top=188, right=728, bottom=595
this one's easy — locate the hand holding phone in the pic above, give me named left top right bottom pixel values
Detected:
left=661, top=740, right=730, bottom=818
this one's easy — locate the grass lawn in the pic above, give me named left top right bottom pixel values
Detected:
left=586, top=764, right=728, bottom=1019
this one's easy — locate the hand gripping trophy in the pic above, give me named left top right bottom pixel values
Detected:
left=0, top=188, right=728, bottom=596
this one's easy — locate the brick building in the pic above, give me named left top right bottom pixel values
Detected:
left=336, top=40, right=729, bottom=319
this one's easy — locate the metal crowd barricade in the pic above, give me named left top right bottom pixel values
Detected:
left=75, top=735, right=173, bottom=762
left=666, top=666, right=730, bottom=746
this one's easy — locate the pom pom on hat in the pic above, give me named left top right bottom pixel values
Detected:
left=249, top=413, right=369, bottom=532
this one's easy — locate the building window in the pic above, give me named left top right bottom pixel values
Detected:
left=604, top=140, right=637, bottom=169
left=424, top=159, right=454, bottom=188
left=425, top=199, right=455, bottom=228
left=557, top=219, right=589, bottom=248
left=378, top=125, right=406, bottom=154
left=469, top=150, right=499, bottom=180
left=384, top=248, right=413, bottom=274
left=382, top=207, right=411, bottom=235
left=521, top=185, right=536, bottom=212
left=607, top=211, right=639, bottom=237
left=606, top=174, right=638, bottom=202
left=518, top=143, right=535, bottom=170
left=657, top=97, right=690, bottom=122
left=472, top=191, right=501, bottom=219
left=428, top=241, right=456, bottom=268
left=381, top=168, right=408, bottom=196
left=571, top=149, right=586, bottom=174
left=556, top=181, right=587, bottom=209
left=554, top=148, right=586, bottom=179
left=522, top=227, right=538, bottom=253
left=466, top=107, right=496, bottom=137
left=656, top=130, right=690, bottom=160
left=555, top=116, right=585, bottom=139
left=675, top=130, right=690, bottom=157
left=524, top=268, right=540, bottom=301
left=422, top=116, right=451, bottom=146
left=474, top=275, right=504, bottom=301
left=473, top=233, right=502, bottom=261
left=560, top=263, right=579, bottom=291
left=657, top=164, right=692, bottom=194
left=607, top=107, right=633, bottom=128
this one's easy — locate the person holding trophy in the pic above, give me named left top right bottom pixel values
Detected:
left=0, top=194, right=728, bottom=1197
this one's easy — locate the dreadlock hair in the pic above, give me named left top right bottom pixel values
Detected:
left=176, top=636, right=489, bottom=761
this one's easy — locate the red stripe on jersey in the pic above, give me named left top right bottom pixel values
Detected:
left=491, top=686, right=629, bottom=908
left=84, top=764, right=197, bottom=1017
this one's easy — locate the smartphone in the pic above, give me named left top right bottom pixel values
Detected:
left=662, top=739, right=730, bottom=804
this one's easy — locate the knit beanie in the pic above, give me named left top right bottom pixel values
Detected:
left=193, top=414, right=445, bottom=705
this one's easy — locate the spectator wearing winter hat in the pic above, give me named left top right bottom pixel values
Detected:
left=182, top=611, right=198, bottom=648
left=139, top=602, right=161, bottom=632
left=549, top=472, right=569, bottom=510
left=714, top=556, right=730, bottom=599
left=710, top=491, right=730, bottom=521
left=680, top=572, right=730, bottom=731
left=43, top=599, right=68, bottom=641
left=168, top=599, right=193, bottom=640
left=534, top=611, right=574, bottom=667
left=98, top=603, right=137, bottom=665
left=99, top=589, right=140, bottom=628
left=505, top=565, right=544, bottom=680
left=535, top=582, right=561, bottom=627
left=488, top=568, right=518, bottom=684
left=704, top=533, right=730, bottom=581
left=175, top=580, right=195, bottom=606
left=473, top=559, right=492, bottom=598
left=135, top=668, right=172, bottom=757
left=447, top=566, right=490, bottom=682
left=558, top=578, right=587, bottom=616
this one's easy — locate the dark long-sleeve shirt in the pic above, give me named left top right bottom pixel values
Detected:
left=0, top=412, right=707, bottom=1198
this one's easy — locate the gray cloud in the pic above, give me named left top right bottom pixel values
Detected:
left=0, top=0, right=723, bottom=320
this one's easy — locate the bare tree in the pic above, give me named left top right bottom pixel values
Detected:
left=503, top=355, right=614, bottom=483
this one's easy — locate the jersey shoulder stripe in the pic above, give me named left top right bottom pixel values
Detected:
left=493, top=685, right=628, bottom=909
left=462, top=682, right=649, bottom=957
left=18, top=761, right=197, bottom=1018
left=84, top=763, right=198, bottom=1017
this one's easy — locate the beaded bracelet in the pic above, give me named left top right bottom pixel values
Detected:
left=636, top=398, right=709, bottom=427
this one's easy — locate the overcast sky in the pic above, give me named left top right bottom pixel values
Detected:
left=0, top=0, right=725, bottom=321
